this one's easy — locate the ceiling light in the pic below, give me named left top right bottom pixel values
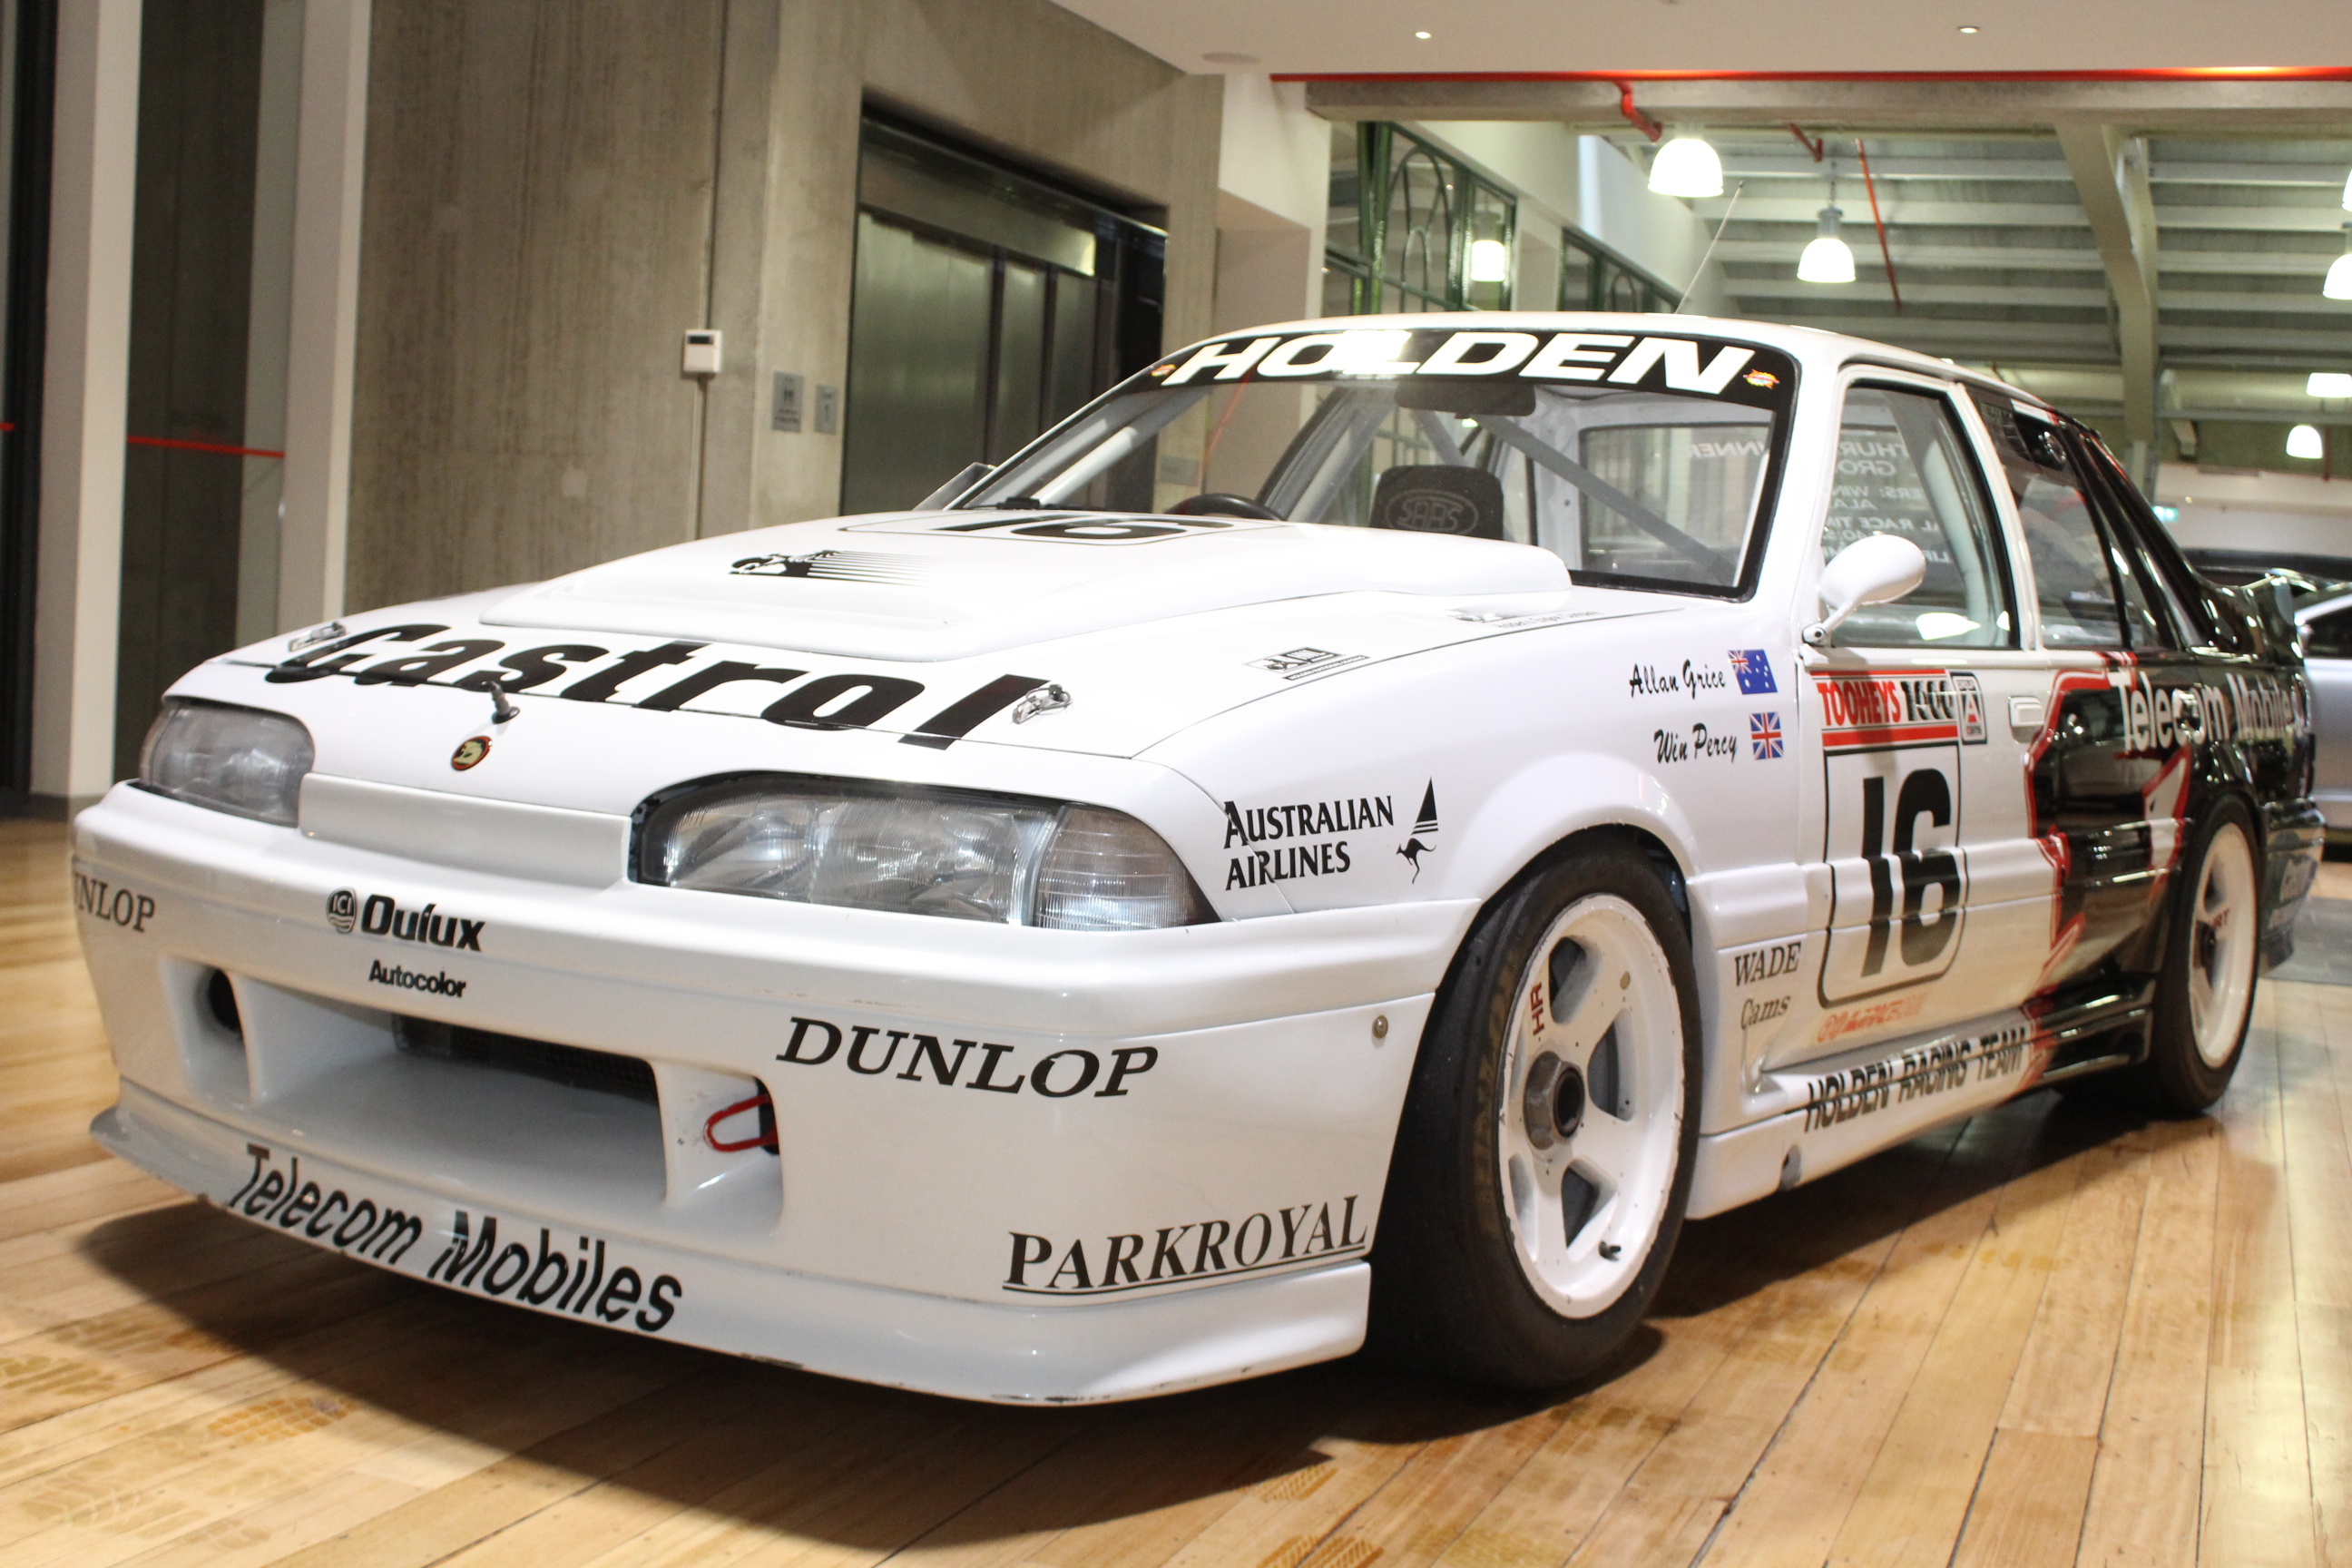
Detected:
left=1957, top=24, right=1980, bottom=32
left=2308, top=372, right=2352, bottom=398
left=1798, top=207, right=1856, bottom=283
left=1467, top=238, right=1511, bottom=282
left=2343, top=170, right=2352, bottom=211
left=1414, top=30, right=1431, bottom=39
left=1202, top=51, right=1258, bottom=65
left=1648, top=133, right=1723, bottom=199
left=2288, top=424, right=2325, bottom=460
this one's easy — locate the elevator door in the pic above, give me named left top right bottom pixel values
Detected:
left=840, top=119, right=1163, bottom=515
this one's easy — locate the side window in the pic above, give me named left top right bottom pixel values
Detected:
left=2306, top=606, right=2352, bottom=659
left=1824, top=386, right=2015, bottom=647
left=2080, top=436, right=2237, bottom=652
left=1974, top=396, right=2138, bottom=651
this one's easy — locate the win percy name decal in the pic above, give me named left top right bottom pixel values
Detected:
left=225, top=1145, right=684, bottom=1333
left=1005, top=1194, right=1367, bottom=1296
left=263, top=625, right=1055, bottom=750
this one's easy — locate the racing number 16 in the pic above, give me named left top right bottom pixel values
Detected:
left=1823, top=747, right=1965, bottom=1003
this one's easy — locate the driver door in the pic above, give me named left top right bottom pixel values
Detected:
left=1779, top=374, right=2056, bottom=1068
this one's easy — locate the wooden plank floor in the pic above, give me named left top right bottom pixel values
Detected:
left=5, top=814, right=2347, bottom=1567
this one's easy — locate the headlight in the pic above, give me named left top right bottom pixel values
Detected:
left=138, top=699, right=315, bottom=826
left=637, top=776, right=1214, bottom=931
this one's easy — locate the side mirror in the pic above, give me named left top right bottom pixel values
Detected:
left=1805, top=534, right=1927, bottom=646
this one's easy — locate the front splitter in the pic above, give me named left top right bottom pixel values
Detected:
left=93, top=1082, right=1371, bottom=1404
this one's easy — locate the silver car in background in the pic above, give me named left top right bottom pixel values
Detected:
left=2296, top=590, right=2352, bottom=835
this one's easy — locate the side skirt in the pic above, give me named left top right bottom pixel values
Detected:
left=1686, top=979, right=2151, bottom=1219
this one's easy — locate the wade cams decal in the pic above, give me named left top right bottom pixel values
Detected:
left=426, top=1209, right=682, bottom=1333
left=74, top=872, right=154, bottom=933
left=328, top=888, right=484, bottom=951
left=774, top=1014, right=1158, bottom=1099
left=1150, top=328, right=1796, bottom=413
left=1250, top=647, right=1368, bottom=681
left=849, top=514, right=1277, bottom=546
left=1222, top=790, right=1395, bottom=890
left=1628, top=658, right=1730, bottom=701
left=261, top=623, right=1053, bottom=750
left=1796, top=1023, right=2031, bottom=1134
left=227, top=1143, right=426, bottom=1267
left=729, top=548, right=925, bottom=583
left=1004, top=1194, right=1367, bottom=1297
left=1733, top=939, right=1805, bottom=988
left=1740, top=994, right=1791, bottom=1030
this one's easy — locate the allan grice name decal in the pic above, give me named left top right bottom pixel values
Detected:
left=426, top=1210, right=681, bottom=1333
left=1628, top=658, right=1729, bottom=700
left=1221, top=793, right=1392, bottom=889
left=1004, top=1194, right=1367, bottom=1296
left=776, top=1014, right=1157, bottom=1099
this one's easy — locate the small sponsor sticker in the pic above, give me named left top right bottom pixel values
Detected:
left=1750, top=711, right=1784, bottom=760
left=450, top=736, right=491, bottom=770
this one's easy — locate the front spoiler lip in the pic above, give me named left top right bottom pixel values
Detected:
left=93, top=1084, right=1372, bottom=1405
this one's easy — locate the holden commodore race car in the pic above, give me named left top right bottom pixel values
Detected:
left=75, top=312, right=2320, bottom=1403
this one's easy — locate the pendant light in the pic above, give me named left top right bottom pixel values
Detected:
left=1467, top=238, right=1511, bottom=282
left=2308, top=372, right=2352, bottom=398
left=1798, top=171, right=1856, bottom=284
left=1648, top=132, right=1724, bottom=199
left=2288, top=424, right=2325, bottom=460
left=2327, top=225, right=2352, bottom=301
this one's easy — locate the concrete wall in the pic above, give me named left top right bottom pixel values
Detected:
left=345, top=0, right=1221, bottom=614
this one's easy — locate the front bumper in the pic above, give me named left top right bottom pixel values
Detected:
left=74, top=783, right=1473, bottom=1400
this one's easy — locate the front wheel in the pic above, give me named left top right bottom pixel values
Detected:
left=1369, top=838, right=1701, bottom=1387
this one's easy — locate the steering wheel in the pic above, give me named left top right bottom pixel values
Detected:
left=1168, top=493, right=1282, bottom=521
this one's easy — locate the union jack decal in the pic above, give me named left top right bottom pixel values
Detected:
left=1749, top=711, right=1784, bottom=760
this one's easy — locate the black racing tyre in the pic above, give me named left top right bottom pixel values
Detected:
left=1368, top=836, right=1702, bottom=1388
left=2137, top=797, right=2262, bottom=1114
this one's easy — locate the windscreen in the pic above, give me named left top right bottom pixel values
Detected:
left=960, top=324, right=1798, bottom=596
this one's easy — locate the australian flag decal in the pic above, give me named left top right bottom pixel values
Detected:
left=1749, top=711, right=1784, bottom=760
left=1730, top=649, right=1777, bottom=694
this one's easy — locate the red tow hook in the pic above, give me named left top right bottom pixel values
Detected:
left=704, top=1092, right=779, bottom=1155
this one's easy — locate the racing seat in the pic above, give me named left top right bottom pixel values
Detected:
left=1370, top=465, right=1505, bottom=540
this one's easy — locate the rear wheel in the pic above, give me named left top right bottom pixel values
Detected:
left=1369, top=838, right=1700, bottom=1387
left=2141, top=799, right=2260, bottom=1113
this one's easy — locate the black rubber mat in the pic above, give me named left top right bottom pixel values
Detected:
left=2272, top=897, right=2352, bottom=986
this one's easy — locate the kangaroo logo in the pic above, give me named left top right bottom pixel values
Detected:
left=1396, top=781, right=1440, bottom=880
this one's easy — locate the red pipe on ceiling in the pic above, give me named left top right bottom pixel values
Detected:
left=1273, top=67, right=2352, bottom=83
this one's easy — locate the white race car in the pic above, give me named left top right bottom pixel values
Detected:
left=76, top=314, right=2321, bottom=1403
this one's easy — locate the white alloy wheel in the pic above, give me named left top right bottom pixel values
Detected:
left=1495, top=893, right=1685, bottom=1318
left=2188, top=819, right=2258, bottom=1068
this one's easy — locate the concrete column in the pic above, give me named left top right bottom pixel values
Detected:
left=278, top=0, right=369, bottom=633
left=31, top=0, right=140, bottom=809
